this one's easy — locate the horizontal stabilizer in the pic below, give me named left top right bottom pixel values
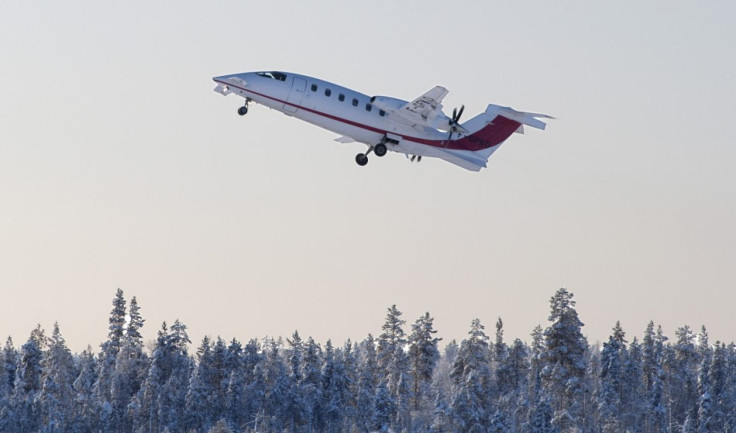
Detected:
left=486, top=104, right=554, bottom=131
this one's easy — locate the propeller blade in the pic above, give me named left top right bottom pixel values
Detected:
left=456, top=105, right=465, bottom=122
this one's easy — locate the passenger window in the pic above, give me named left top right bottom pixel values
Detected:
left=365, top=104, right=372, bottom=112
left=325, top=89, right=331, bottom=97
left=311, top=84, right=318, bottom=92
left=338, top=94, right=345, bottom=101
left=379, top=110, right=386, bottom=117
left=352, top=98, right=359, bottom=107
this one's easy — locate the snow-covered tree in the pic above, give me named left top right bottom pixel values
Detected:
left=377, top=305, right=407, bottom=393
left=373, top=380, right=396, bottom=433
left=111, top=294, right=147, bottom=433
left=408, top=312, right=441, bottom=412
left=0, top=337, right=18, bottom=432
left=450, top=318, right=493, bottom=433
left=540, top=288, right=587, bottom=433
left=665, top=325, right=699, bottom=432
left=529, top=397, right=558, bottom=433
left=93, top=289, right=128, bottom=431
left=598, top=322, right=626, bottom=433
left=72, top=347, right=98, bottom=433
left=13, top=324, right=46, bottom=432
left=355, top=335, right=378, bottom=432
left=38, top=322, right=75, bottom=432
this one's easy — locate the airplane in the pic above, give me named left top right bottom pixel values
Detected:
left=212, top=71, right=552, bottom=171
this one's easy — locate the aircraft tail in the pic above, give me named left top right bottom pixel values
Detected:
left=438, top=104, right=552, bottom=171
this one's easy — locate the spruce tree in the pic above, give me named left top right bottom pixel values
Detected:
left=450, top=318, right=493, bottom=433
left=356, top=335, right=378, bottom=432
left=408, top=312, right=441, bottom=411
left=72, top=347, right=99, bottom=433
left=94, top=288, right=127, bottom=431
left=13, top=324, right=45, bottom=432
left=0, top=337, right=18, bottom=432
left=540, top=288, right=588, bottom=432
left=39, top=322, right=75, bottom=432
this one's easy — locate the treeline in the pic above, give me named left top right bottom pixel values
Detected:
left=1, top=288, right=735, bottom=433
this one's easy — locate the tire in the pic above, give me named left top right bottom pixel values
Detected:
left=374, top=143, right=387, bottom=157
left=355, top=154, right=368, bottom=166
left=238, top=106, right=248, bottom=116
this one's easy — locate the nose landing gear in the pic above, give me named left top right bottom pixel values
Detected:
left=237, top=98, right=252, bottom=116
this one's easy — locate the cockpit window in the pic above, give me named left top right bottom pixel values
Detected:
left=256, top=71, right=287, bottom=81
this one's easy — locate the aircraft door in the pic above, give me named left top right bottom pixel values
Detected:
left=284, top=77, right=306, bottom=113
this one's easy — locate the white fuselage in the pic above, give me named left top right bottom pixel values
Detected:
left=213, top=72, right=456, bottom=159
left=212, top=71, right=550, bottom=171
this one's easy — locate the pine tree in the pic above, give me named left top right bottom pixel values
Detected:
left=599, top=322, right=626, bottom=433
left=373, top=380, right=396, bottom=433
left=450, top=318, right=493, bottom=433
left=39, top=322, right=75, bottom=432
left=111, top=294, right=147, bottom=433
left=13, top=324, right=46, bottom=432
left=300, top=336, right=323, bottom=432
left=408, top=312, right=441, bottom=412
left=666, top=325, right=699, bottom=432
left=529, top=397, right=559, bottom=433
left=377, top=305, right=412, bottom=431
left=377, top=305, right=407, bottom=392
left=72, top=347, right=99, bottom=433
left=242, top=338, right=266, bottom=429
left=540, top=288, right=587, bottom=433
left=321, top=340, right=347, bottom=433
left=94, top=288, right=127, bottom=431
left=285, top=331, right=307, bottom=432
left=0, top=337, right=18, bottom=432
left=224, top=338, right=246, bottom=432
left=185, top=336, right=213, bottom=432
left=529, top=325, right=545, bottom=402
left=356, top=335, right=378, bottom=432
left=697, top=339, right=714, bottom=433
left=339, top=340, right=358, bottom=430
left=500, top=338, right=530, bottom=431
left=263, top=337, right=290, bottom=432
left=622, top=337, right=644, bottom=431
left=135, top=320, right=191, bottom=433
left=707, top=342, right=728, bottom=432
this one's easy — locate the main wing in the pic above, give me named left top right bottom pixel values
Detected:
left=401, top=86, right=449, bottom=122
left=371, top=86, right=453, bottom=131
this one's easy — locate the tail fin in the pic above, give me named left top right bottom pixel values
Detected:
left=437, top=104, right=552, bottom=171
left=453, top=104, right=553, bottom=152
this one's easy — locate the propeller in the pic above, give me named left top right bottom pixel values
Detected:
left=447, top=105, right=465, bottom=142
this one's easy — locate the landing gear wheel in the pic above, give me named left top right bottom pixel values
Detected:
left=374, top=143, right=387, bottom=157
left=238, top=106, right=249, bottom=116
left=355, top=153, right=368, bottom=166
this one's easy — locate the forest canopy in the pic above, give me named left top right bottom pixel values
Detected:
left=1, top=288, right=733, bottom=433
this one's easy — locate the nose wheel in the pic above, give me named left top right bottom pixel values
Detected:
left=237, top=98, right=252, bottom=116
left=355, top=153, right=369, bottom=166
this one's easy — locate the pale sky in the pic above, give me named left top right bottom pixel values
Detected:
left=1, top=1, right=735, bottom=353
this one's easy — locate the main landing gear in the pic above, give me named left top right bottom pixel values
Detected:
left=237, top=98, right=252, bottom=116
left=355, top=138, right=391, bottom=167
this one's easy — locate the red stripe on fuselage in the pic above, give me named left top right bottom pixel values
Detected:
left=214, top=79, right=521, bottom=151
